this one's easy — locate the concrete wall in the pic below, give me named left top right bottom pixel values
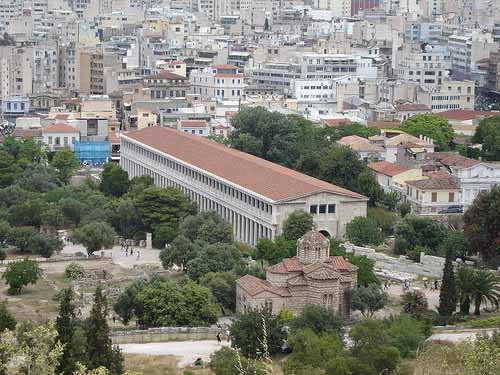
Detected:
left=344, top=243, right=447, bottom=277
left=111, top=326, right=221, bottom=344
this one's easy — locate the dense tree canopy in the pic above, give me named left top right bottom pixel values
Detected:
left=464, top=186, right=500, bottom=267
left=2, top=258, right=42, bottom=295
left=282, top=210, right=314, bottom=241
left=400, top=113, right=454, bottom=150
left=99, top=163, right=130, bottom=198
left=346, top=216, right=384, bottom=246
left=72, top=222, right=116, bottom=255
left=51, top=148, right=80, bottom=184
left=472, top=115, right=500, bottom=161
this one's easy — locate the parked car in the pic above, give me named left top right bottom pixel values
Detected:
left=438, top=206, right=463, bottom=214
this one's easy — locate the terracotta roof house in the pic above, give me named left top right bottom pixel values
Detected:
left=337, top=135, right=385, bottom=161
left=177, top=120, right=210, bottom=136
left=368, top=161, right=425, bottom=195
left=406, top=174, right=460, bottom=215
left=437, top=110, right=499, bottom=136
left=42, top=123, right=80, bottom=151
left=236, top=231, right=357, bottom=316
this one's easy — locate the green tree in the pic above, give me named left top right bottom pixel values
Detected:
left=9, top=196, right=48, bottom=227
left=0, top=302, right=16, bottom=333
left=264, top=17, right=269, bottom=31
left=159, top=235, right=197, bottom=270
left=317, top=144, right=367, bottom=191
left=386, top=314, right=428, bottom=358
left=99, top=163, right=130, bottom=198
left=464, top=186, right=500, bottom=267
left=29, top=233, right=63, bottom=258
left=51, top=148, right=80, bottom=184
left=356, top=170, right=382, bottom=206
left=59, top=197, right=86, bottom=225
left=135, top=186, right=196, bottom=232
left=65, top=262, right=85, bottom=280
left=178, top=211, right=232, bottom=244
left=41, top=206, right=67, bottom=229
left=349, top=318, right=401, bottom=374
left=471, top=269, right=500, bottom=316
left=368, top=207, right=397, bottom=235
left=472, top=115, right=500, bottom=161
left=73, top=222, right=116, bottom=255
left=135, top=278, right=218, bottom=327
left=113, top=279, right=146, bottom=325
left=0, top=219, right=11, bottom=246
left=284, top=329, right=343, bottom=374
left=401, top=113, right=454, bottom=150
left=254, top=237, right=290, bottom=265
left=349, top=284, right=388, bottom=317
left=152, top=223, right=177, bottom=249
left=0, top=249, right=6, bottom=264
left=126, top=175, right=154, bottom=196
left=438, top=250, right=458, bottom=320
left=186, top=243, right=242, bottom=280
left=230, top=307, right=286, bottom=358
left=439, top=231, right=468, bottom=259
left=456, top=266, right=475, bottom=315
left=0, top=149, right=22, bottom=188
left=56, top=288, right=81, bottom=375
left=85, top=286, right=123, bottom=374
left=394, top=215, right=449, bottom=256
left=109, top=199, right=142, bottom=239
left=19, top=163, right=60, bottom=193
left=199, top=272, right=237, bottom=312
left=282, top=210, right=314, bottom=241
left=346, top=216, right=384, bottom=246
left=6, top=226, right=38, bottom=252
left=2, top=258, right=42, bottom=295
left=291, top=304, right=344, bottom=337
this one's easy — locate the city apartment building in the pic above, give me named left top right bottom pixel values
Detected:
left=190, top=64, right=245, bottom=101
left=416, top=80, right=475, bottom=112
left=300, top=54, right=377, bottom=80
left=395, top=46, right=451, bottom=86
left=250, top=62, right=301, bottom=92
left=120, top=126, right=368, bottom=245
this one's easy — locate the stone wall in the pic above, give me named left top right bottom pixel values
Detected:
left=111, top=327, right=221, bottom=344
left=344, top=243, right=448, bottom=278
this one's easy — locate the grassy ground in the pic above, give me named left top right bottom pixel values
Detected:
left=124, top=354, right=214, bottom=375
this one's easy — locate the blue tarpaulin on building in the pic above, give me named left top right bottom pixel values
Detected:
left=74, top=141, right=110, bottom=165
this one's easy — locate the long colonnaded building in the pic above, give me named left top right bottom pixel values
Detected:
left=120, top=126, right=368, bottom=245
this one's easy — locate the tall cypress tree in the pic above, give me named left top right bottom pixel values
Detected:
left=438, top=250, right=457, bottom=323
left=56, top=288, right=79, bottom=375
left=85, top=285, right=123, bottom=374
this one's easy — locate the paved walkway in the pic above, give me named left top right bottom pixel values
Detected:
left=429, top=329, right=496, bottom=343
left=119, top=340, right=230, bottom=367
left=60, top=244, right=161, bottom=269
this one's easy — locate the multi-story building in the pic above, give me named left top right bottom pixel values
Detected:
left=300, top=53, right=377, bottom=80
left=448, top=31, right=497, bottom=81
left=250, top=62, right=301, bottom=92
left=416, top=80, right=475, bottom=112
left=190, top=64, right=245, bottom=101
left=120, top=126, right=368, bottom=245
left=0, top=45, right=34, bottom=99
left=143, top=71, right=190, bottom=99
left=395, top=45, right=451, bottom=86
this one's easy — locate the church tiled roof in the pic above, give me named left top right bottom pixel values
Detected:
left=236, top=275, right=291, bottom=297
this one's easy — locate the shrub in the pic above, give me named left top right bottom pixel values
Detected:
left=1, top=258, right=42, bottom=295
left=65, top=262, right=85, bottom=280
left=466, top=316, right=500, bottom=329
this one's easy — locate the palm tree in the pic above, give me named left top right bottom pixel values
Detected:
left=456, top=266, right=476, bottom=315
left=472, top=270, right=500, bottom=316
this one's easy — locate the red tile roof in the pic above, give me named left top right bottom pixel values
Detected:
left=123, top=126, right=367, bottom=202
left=437, top=110, right=499, bottom=121
left=179, top=120, right=208, bottom=128
left=323, top=118, right=352, bottom=127
left=267, top=257, right=302, bottom=274
left=367, top=121, right=401, bottom=128
left=43, top=123, right=79, bottom=133
left=236, top=275, right=291, bottom=297
left=326, top=256, right=358, bottom=272
left=367, top=161, right=410, bottom=177
left=407, top=176, right=459, bottom=190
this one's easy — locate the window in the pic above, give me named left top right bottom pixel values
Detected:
left=449, top=192, right=455, bottom=202
left=328, top=204, right=335, bottom=214
left=319, top=204, right=326, bottom=214
left=310, top=205, right=317, bottom=214
left=198, top=130, right=203, bottom=134
left=431, top=192, right=437, bottom=202
left=48, top=136, right=52, bottom=144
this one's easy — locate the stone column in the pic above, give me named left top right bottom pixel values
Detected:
left=146, top=233, right=152, bottom=249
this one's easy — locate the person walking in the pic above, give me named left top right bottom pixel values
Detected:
left=137, top=251, right=140, bottom=260
left=216, top=331, right=221, bottom=344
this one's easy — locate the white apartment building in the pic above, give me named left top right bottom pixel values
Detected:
left=300, top=53, right=377, bottom=80
left=317, top=0, right=352, bottom=17
left=0, top=0, right=24, bottom=31
left=451, top=162, right=500, bottom=207
left=395, top=46, right=451, bottom=86
left=33, top=41, right=60, bottom=93
left=120, top=126, right=368, bottom=245
left=190, top=64, right=245, bottom=101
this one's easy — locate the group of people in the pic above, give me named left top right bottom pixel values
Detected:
left=423, top=279, right=440, bottom=291
left=120, top=239, right=140, bottom=260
